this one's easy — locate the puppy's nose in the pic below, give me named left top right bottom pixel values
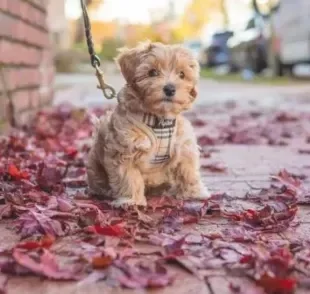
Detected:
left=163, top=84, right=176, bottom=97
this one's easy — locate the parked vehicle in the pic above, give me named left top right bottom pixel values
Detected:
left=252, top=0, right=310, bottom=76
left=227, top=15, right=268, bottom=73
left=201, top=31, right=234, bottom=68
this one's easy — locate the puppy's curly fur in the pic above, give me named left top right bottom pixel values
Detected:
left=87, top=41, right=210, bottom=206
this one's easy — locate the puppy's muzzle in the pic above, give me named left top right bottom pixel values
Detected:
left=163, top=84, right=176, bottom=99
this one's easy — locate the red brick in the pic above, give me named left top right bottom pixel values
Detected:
left=15, top=110, right=34, bottom=127
left=0, top=0, right=8, bottom=11
left=0, top=0, right=54, bottom=127
left=0, top=39, right=42, bottom=66
left=39, top=91, right=53, bottom=107
left=29, top=90, right=41, bottom=109
left=8, top=68, right=40, bottom=91
left=0, top=94, right=9, bottom=122
left=12, top=90, right=31, bottom=113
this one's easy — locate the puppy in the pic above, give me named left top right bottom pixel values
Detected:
left=87, top=41, right=210, bottom=206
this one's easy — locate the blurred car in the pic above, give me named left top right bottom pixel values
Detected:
left=252, top=0, right=310, bottom=76
left=202, top=31, right=234, bottom=68
left=227, top=15, right=268, bottom=73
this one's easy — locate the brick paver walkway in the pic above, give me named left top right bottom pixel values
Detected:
left=2, top=145, right=309, bottom=294
left=1, top=75, right=310, bottom=293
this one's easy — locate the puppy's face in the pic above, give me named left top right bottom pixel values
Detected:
left=116, top=42, right=200, bottom=117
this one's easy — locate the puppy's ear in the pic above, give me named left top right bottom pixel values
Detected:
left=190, top=86, right=198, bottom=99
left=115, top=41, right=153, bottom=83
left=115, top=47, right=139, bottom=83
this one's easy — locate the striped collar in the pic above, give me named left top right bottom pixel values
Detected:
left=132, top=112, right=176, bottom=129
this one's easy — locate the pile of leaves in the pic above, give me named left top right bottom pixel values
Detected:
left=188, top=102, right=310, bottom=147
left=0, top=103, right=309, bottom=293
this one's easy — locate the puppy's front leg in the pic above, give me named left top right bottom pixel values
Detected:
left=105, top=158, right=147, bottom=207
left=173, top=142, right=210, bottom=200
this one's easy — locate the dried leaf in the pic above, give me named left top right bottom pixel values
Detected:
left=86, top=224, right=126, bottom=237
left=12, top=249, right=83, bottom=280
left=92, top=255, right=113, bottom=269
left=8, top=164, right=29, bottom=180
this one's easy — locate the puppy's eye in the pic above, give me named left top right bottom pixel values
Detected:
left=179, top=71, right=185, bottom=79
left=148, top=69, right=159, bottom=77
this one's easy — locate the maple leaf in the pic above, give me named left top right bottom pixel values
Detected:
left=14, top=211, right=64, bottom=238
left=12, top=249, right=83, bottom=280
left=85, top=224, right=127, bottom=237
left=201, top=162, right=227, bottom=173
left=16, top=235, right=55, bottom=250
left=7, top=164, right=30, bottom=180
left=110, top=260, right=174, bottom=288
left=92, top=255, right=113, bottom=269
left=64, top=146, right=78, bottom=158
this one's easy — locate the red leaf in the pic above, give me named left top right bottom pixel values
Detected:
left=86, top=224, right=126, bottom=237
left=298, top=149, right=310, bottom=155
left=0, top=204, right=13, bottom=219
left=8, top=164, right=21, bottom=178
left=40, top=235, right=56, bottom=248
left=191, top=119, right=205, bottom=127
left=17, top=241, right=42, bottom=250
left=111, top=260, right=174, bottom=289
left=16, top=235, right=55, bottom=250
left=64, top=146, right=78, bottom=158
left=257, top=274, right=296, bottom=293
left=202, top=162, right=227, bottom=173
left=239, top=255, right=253, bottom=264
left=92, top=255, right=113, bottom=269
left=12, top=249, right=82, bottom=280
left=272, top=169, right=301, bottom=191
left=8, top=164, right=29, bottom=180
left=180, top=215, right=199, bottom=224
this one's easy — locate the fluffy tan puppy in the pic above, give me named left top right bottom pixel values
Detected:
left=87, top=41, right=210, bottom=206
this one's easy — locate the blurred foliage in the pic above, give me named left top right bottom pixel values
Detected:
left=54, top=49, right=89, bottom=73
left=99, top=38, right=125, bottom=61
left=70, top=0, right=231, bottom=59
left=177, top=0, right=228, bottom=40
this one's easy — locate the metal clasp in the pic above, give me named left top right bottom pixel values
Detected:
left=94, top=64, right=116, bottom=100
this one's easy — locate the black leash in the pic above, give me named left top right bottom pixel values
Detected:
left=80, top=0, right=116, bottom=99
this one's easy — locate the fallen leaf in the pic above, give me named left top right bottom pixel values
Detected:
left=202, top=162, right=227, bottom=173
left=12, top=249, right=83, bottom=280
left=8, top=164, right=29, bottom=180
left=86, top=224, right=126, bottom=237
left=92, top=255, right=113, bottom=269
left=16, top=235, right=55, bottom=250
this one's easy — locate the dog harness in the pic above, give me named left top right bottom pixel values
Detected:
left=142, top=113, right=176, bottom=164
left=127, top=112, right=176, bottom=168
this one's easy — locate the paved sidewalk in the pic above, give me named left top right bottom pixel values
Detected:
left=2, top=144, right=310, bottom=294
left=1, top=74, right=310, bottom=293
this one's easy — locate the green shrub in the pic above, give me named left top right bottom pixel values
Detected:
left=54, top=49, right=89, bottom=73
left=100, top=38, right=124, bottom=61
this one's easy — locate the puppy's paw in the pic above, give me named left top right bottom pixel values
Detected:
left=176, top=186, right=211, bottom=200
left=111, top=197, right=135, bottom=209
left=111, top=196, right=147, bottom=208
left=195, top=186, right=211, bottom=199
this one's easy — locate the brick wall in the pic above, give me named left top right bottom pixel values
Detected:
left=0, top=0, right=54, bottom=130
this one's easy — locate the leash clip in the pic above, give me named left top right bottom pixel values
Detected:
left=80, top=0, right=116, bottom=100
left=95, top=64, right=116, bottom=100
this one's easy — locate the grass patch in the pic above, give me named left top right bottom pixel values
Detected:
left=201, top=68, right=308, bottom=86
